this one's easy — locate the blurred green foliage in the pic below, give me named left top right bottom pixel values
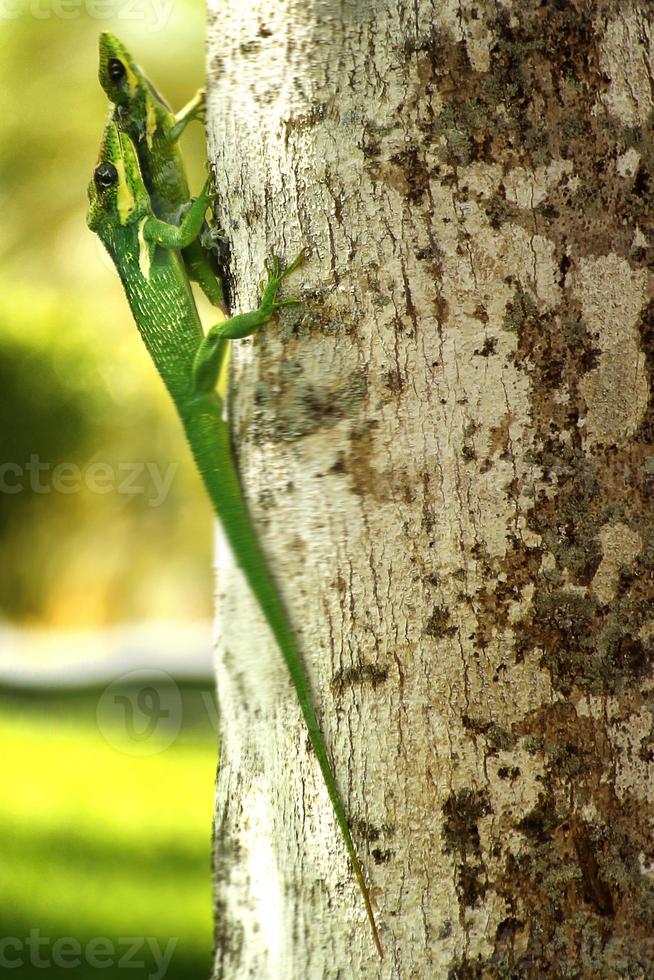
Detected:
left=0, top=5, right=214, bottom=627
left=0, top=8, right=220, bottom=977
left=0, top=681, right=217, bottom=978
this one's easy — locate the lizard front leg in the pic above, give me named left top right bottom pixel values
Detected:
left=170, top=88, right=206, bottom=142
left=192, top=253, right=306, bottom=395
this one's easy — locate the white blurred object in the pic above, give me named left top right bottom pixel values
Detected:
left=0, top=620, right=215, bottom=687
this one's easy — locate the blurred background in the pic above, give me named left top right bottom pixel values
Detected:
left=1, top=5, right=218, bottom=977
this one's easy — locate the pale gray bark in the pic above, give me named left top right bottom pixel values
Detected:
left=206, top=2, right=654, bottom=977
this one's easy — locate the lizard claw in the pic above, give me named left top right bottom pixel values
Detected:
left=259, top=249, right=308, bottom=308
left=281, top=247, right=310, bottom=279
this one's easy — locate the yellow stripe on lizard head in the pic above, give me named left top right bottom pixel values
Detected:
left=98, top=123, right=147, bottom=226
left=123, top=59, right=140, bottom=97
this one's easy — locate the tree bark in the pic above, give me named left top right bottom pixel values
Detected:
left=206, top=1, right=654, bottom=976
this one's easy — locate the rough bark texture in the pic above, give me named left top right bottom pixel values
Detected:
left=206, top=1, right=654, bottom=977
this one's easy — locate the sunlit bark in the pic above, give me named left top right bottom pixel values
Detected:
left=207, top=2, right=654, bottom=976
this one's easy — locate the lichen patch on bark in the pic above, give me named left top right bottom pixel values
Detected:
left=572, top=254, right=649, bottom=446
left=591, top=522, right=643, bottom=605
left=597, top=8, right=654, bottom=127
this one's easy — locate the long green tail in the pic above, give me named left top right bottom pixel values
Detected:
left=182, top=393, right=383, bottom=957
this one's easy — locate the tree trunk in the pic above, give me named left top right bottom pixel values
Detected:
left=205, top=1, right=654, bottom=976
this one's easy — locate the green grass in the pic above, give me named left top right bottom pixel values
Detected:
left=0, top=684, right=217, bottom=978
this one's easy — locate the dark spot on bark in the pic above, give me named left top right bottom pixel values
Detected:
left=462, top=715, right=517, bottom=754
left=605, top=631, right=649, bottom=679
left=239, top=40, right=261, bottom=56
left=403, top=25, right=449, bottom=62
left=560, top=318, right=601, bottom=374
left=459, top=862, right=487, bottom=907
left=213, top=899, right=245, bottom=974
left=474, top=337, right=498, bottom=356
left=636, top=301, right=654, bottom=442
left=382, top=367, right=405, bottom=393
left=210, top=53, right=224, bottom=78
left=422, top=500, right=436, bottom=534
left=573, top=824, right=615, bottom=917
left=442, top=789, right=491, bottom=909
left=558, top=251, right=571, bottom=287
left=213, top=801, right=246, bottom=974
left=447, top=956, right=483, bottom=979
left=633, top=165, right=650, bottom=199
left=328, top=454, right=346, bottom=475
left=495, top=916, right=525, bottom=951
left=485, top=192, right=518, bottom=229
left=442, top=788, right=491, bottom=857
left=354, top=818, right=394, bottom=846
left=331, top=663, right=389, bottom=691
left=517, top=801, right=559, bottom=844
left=639, top=732, right=654, bottom=764
left=426, top=605, right=457, bottom=639
left=389, top=147, right=431, bottom=203
left=502, top=285, right=541, bottom=336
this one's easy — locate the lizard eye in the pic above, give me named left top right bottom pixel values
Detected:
left=94, top=162, right=118, bottom=190
left=108, top=58, right=126, bottom=82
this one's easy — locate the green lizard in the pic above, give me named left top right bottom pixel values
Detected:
left=87, top=121, right=383, bottom=957
left=98, top=31, right=227, bottom=313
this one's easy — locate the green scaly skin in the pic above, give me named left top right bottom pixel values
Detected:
left=98, top=32, right=227, bottom=313
left=87, top=122, right=383, bottom=958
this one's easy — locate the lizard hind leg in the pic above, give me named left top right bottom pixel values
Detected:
left=183, top=239, right=228, bottom=314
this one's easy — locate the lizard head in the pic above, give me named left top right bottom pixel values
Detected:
left=98, top=33, right=169, bottom=139
left=98, top=32, right=145, bottom=107
left=87, top=121, right=151, bottom=235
